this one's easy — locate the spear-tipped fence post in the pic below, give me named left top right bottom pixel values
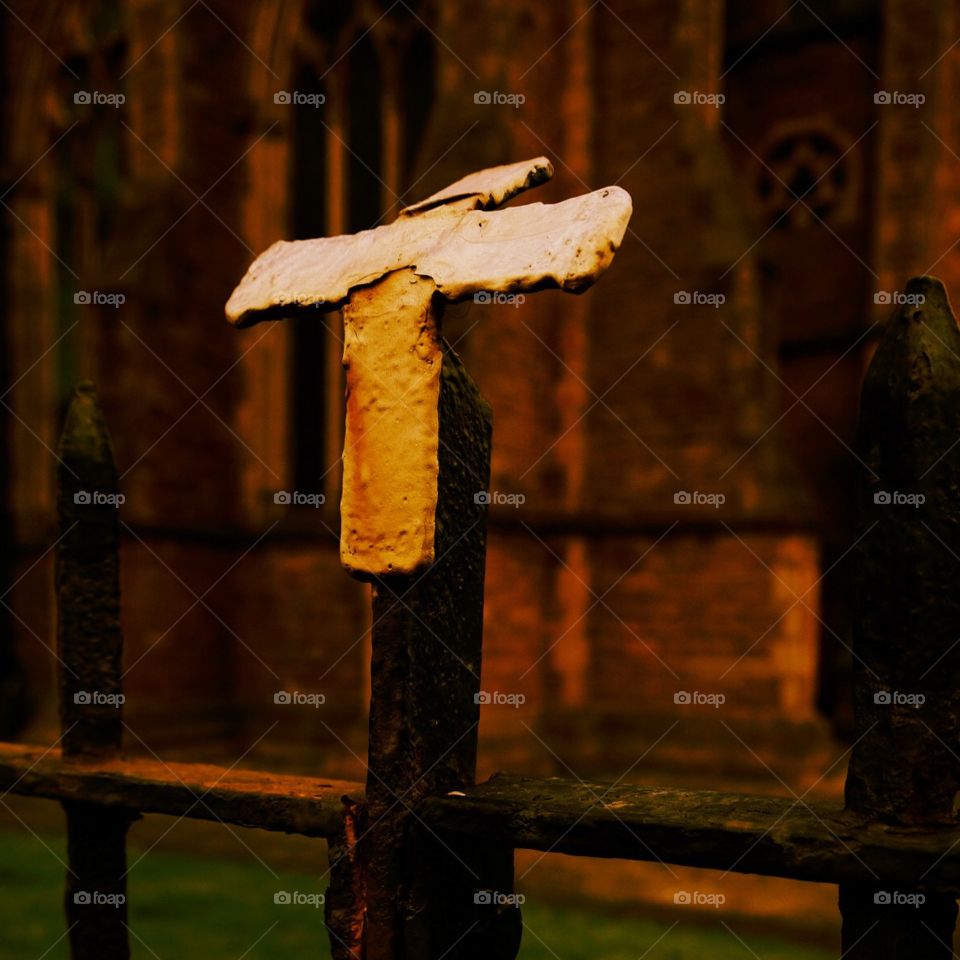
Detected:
left=57, top=382, right=135, bottom=960
left=841, top=276, right=960, bottom=958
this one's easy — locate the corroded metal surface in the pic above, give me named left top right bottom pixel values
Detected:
left=362, top=341, right=504, bottom=959
left=421, top=774, right=960, bottom=891
left=0, top=743, right=362, bottom=837
left=841, top=276, right=960, bottom=957
left=56, top=383, right=133, bottom=960
left=324, top=797, right=365, bottom=960
left=57, top=383, right=123, bottom=761
left=340, top=271, right=442, bottom=577
left=225, top=185, right=632, bottom=326
left=13, top=742, right=960, bottom=892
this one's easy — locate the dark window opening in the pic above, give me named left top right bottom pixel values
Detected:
left=289, top=63, right=328, bottom=496
left=287, top=6, right=438, bottom=499
left=346, top=33, right=383, bottom=232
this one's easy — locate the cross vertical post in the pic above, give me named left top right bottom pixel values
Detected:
left=348, top=269, right=510, bottom=958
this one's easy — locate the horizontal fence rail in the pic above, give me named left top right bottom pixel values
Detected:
left=420, top=775, right=960, bottom=891
left=10, top=748, right=960, bottom=892
left=0, top=744, right=361, bottom=838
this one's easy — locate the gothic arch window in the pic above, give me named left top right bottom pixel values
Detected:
left=754, top=119, right=859, bottom=231
left=285, top=2, right=437, bottom=499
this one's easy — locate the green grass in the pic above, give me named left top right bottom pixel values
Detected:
left=517, top=907, right=832, bottom=960
left=0, top=829, right=832, bottom=959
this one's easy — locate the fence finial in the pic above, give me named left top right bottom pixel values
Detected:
left=57, top=380, right=124, bottom=760
left=841, top=274, right=960, bottom=958
left=57, top=381, right=133, bottom=960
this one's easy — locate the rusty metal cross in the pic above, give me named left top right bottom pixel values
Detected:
left=225, top=158, right=630, bottom=960
left=226, top=157, right=630, bottom=577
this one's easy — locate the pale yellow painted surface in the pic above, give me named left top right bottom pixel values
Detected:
left=339, top=270, right=442, bottom=578
left=225, top=158, right=633, bottom=578
left=224, top=187, right=632, bottom=327
left=398, top=155, right=553, bottom=216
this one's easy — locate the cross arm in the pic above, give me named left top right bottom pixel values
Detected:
left=225, top=158, right=632, bottom=578
left=398, top=155, right=554, bottom=216
left=224, top=186, right=632, bottom=328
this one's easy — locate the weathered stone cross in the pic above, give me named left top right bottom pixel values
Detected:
left=225, top=158, right=630, bottom=960
left=226, top=157, right=630, bottom=577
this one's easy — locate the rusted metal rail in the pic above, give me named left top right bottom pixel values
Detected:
left=420, top=774, right=960, bottom=891
left=0, top=743, right=360, bottom=836
left=11, top=743, right=960, bottom=889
